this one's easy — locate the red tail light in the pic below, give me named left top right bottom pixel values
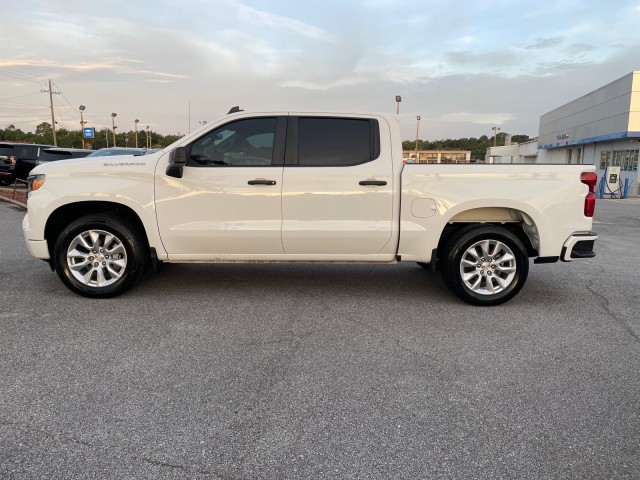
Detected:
left=581, top=172, right=597, bottom=217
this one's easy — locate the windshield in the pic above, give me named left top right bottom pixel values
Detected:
left=87, top=148, right=149, bottom=157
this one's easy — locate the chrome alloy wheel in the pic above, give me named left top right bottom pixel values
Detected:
left=66, top=229, right=128, bottom=287
left=459, top=239, right=517, bottom=295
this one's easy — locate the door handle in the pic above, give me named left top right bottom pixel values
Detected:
left=248, top=179, right=277, bottom=186
left=359, top=180, right=387, bottom=186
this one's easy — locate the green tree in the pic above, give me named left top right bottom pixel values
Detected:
left=34, top=122, right=54, bottom=145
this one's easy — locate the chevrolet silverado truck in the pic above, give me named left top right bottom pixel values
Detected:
left=22, top=111, right=598, bottom=305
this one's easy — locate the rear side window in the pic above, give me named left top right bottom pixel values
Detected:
left=14, top=145, right=41, bottom=159
left=298, top=118, right=379, bottom=166
left=39, top=150, right=72, bottom=162
left=0, top=146, right=15, bottom=157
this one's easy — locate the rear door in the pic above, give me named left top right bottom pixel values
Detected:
left=281, top=115, right=395, bottom=256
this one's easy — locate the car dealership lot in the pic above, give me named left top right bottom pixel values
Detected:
left=1, top=199, right=639, bottom=479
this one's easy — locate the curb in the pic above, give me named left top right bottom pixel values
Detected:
left=0, top=196, right=27, bottom=209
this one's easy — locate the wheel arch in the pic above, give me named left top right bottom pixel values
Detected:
left=436, top=206, right=541, bottom=260
left=44, top=201, right=150, bottom=260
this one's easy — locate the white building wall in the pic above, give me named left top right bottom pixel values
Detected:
left=539, top=72, right=636, bottom=149
left=537, top=72, right=640, bottom=195
left=629, top=75, right=640, bottom=132
left=487, top=140, right=539, bottom=163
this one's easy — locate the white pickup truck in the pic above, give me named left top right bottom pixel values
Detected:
left=22, top=111, right=598, bottom=305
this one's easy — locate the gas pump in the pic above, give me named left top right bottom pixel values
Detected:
left=604, top=166, right=622, bottom=197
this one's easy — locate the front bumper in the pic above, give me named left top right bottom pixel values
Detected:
left=22, top=213, right=50, bottom=259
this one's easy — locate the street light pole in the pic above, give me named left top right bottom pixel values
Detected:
left=146, top=125, right=150, bottom=149
left=415, top=115, right=421, bottom=162
left=79, top=105, right=86, bottom=149
left=111, top=113, right=117, bottom=146
left=134, top=119, right=139, bottom=148
left=492, top=126, right=501, bottom=147
left=395, top=95, right=402, bottom=115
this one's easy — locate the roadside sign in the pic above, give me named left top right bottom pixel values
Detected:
left=83, top=127, right=95, bottom=139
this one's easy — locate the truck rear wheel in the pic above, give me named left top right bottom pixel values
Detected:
left=441, top=226, right=529, bottom=306
left=53, top=214, right=146, bottom=298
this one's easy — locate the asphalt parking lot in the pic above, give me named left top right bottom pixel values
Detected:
left=1, top=198, right=639, bottom=479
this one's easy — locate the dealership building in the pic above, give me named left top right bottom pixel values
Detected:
left=487, top=71, right=640, bottom=194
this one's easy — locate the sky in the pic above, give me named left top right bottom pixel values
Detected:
left=1, top=0, right=640, bottom=141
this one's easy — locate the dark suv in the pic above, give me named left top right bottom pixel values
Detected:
left=0, top=143, right=53, bottom=183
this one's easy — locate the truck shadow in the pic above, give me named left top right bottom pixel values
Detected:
left=137, top=262, right=450, bottom=302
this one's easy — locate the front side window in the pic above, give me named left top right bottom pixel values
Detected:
left=188, top=118, right=277, bottom=167
left=298, top=118, right=379, bottom=166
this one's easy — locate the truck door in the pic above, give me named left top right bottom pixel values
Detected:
left=281, top=116, right=395, bottom=256
left=154, top=116, right=286, bottom=256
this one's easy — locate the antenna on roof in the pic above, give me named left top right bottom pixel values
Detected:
left=227, top=106, right=243, bottom=114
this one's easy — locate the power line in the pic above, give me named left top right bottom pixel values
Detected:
left=0, top=68, right=43, bottom=84
left=0, top=92, right=42, bottom=102
left=50, top=85, right=78, bottom=130
left=0, top=100, right=49, bottom=107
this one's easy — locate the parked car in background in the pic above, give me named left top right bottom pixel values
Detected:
left=35, top=148, right=93, bottom=166
left=0, top=142, right=54, bottom=182
left=86, top=147, right=155, bottom=157
left=0, top=155, right=15, bottom=186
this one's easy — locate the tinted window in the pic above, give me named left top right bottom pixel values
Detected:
left=38, top=150, right=73, bottom=162
left=188, top=118, right=277, bottom=167
left=0, top=145, right=16, bottom=157
left=298, top=118, right=378, bottom=166
left=87, top=148, right=148, bottom=157
left=14, top=145, right=42, bottom=159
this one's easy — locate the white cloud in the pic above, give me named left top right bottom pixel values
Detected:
left=440, top=112, right=514, bottom=126
left=1, top=0, right=640, bottom=139
left=232, top=1, right=337, bottom=43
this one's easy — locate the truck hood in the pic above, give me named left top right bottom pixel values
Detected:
left=30, top=151, right=165, bottom=177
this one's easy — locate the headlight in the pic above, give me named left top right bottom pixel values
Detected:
left=27, top=174, right=45, bottom=193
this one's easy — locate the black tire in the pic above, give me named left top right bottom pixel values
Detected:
left=53, top=214, right=147, bottom=298
left=441, top=226, right=529, bottom=306
left=0, top=179, right=12, bottom=186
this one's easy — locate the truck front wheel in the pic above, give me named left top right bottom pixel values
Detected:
left=53, top=214, right=146, bottom=298
left=441, top=226, right=529, bottom=306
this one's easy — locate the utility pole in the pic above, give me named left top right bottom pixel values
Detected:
left=79, top=105, right=86, bottom=149
left=42, top=79, right=60, bottom=146
left=492, top=126, right=501, bottom=147
left=111, top=113, right=117, bottom=146
left=415, top=115, right=421, bottom=162
left=134, top=119, right=139, bottom=148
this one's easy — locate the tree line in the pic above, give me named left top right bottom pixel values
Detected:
left=1, top=122, right=531, bottom=160
left=402, top=133, right=531, bottom=161
left=0, top=122, right=182, bottom=150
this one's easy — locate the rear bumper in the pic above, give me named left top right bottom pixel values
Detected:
left=561, top=232, right=598, bottom=262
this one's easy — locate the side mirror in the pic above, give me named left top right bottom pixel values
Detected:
left=166, top=146, right=187, bottom=178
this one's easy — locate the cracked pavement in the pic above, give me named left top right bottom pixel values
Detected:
left=1, top=198, right=639, bottom=479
